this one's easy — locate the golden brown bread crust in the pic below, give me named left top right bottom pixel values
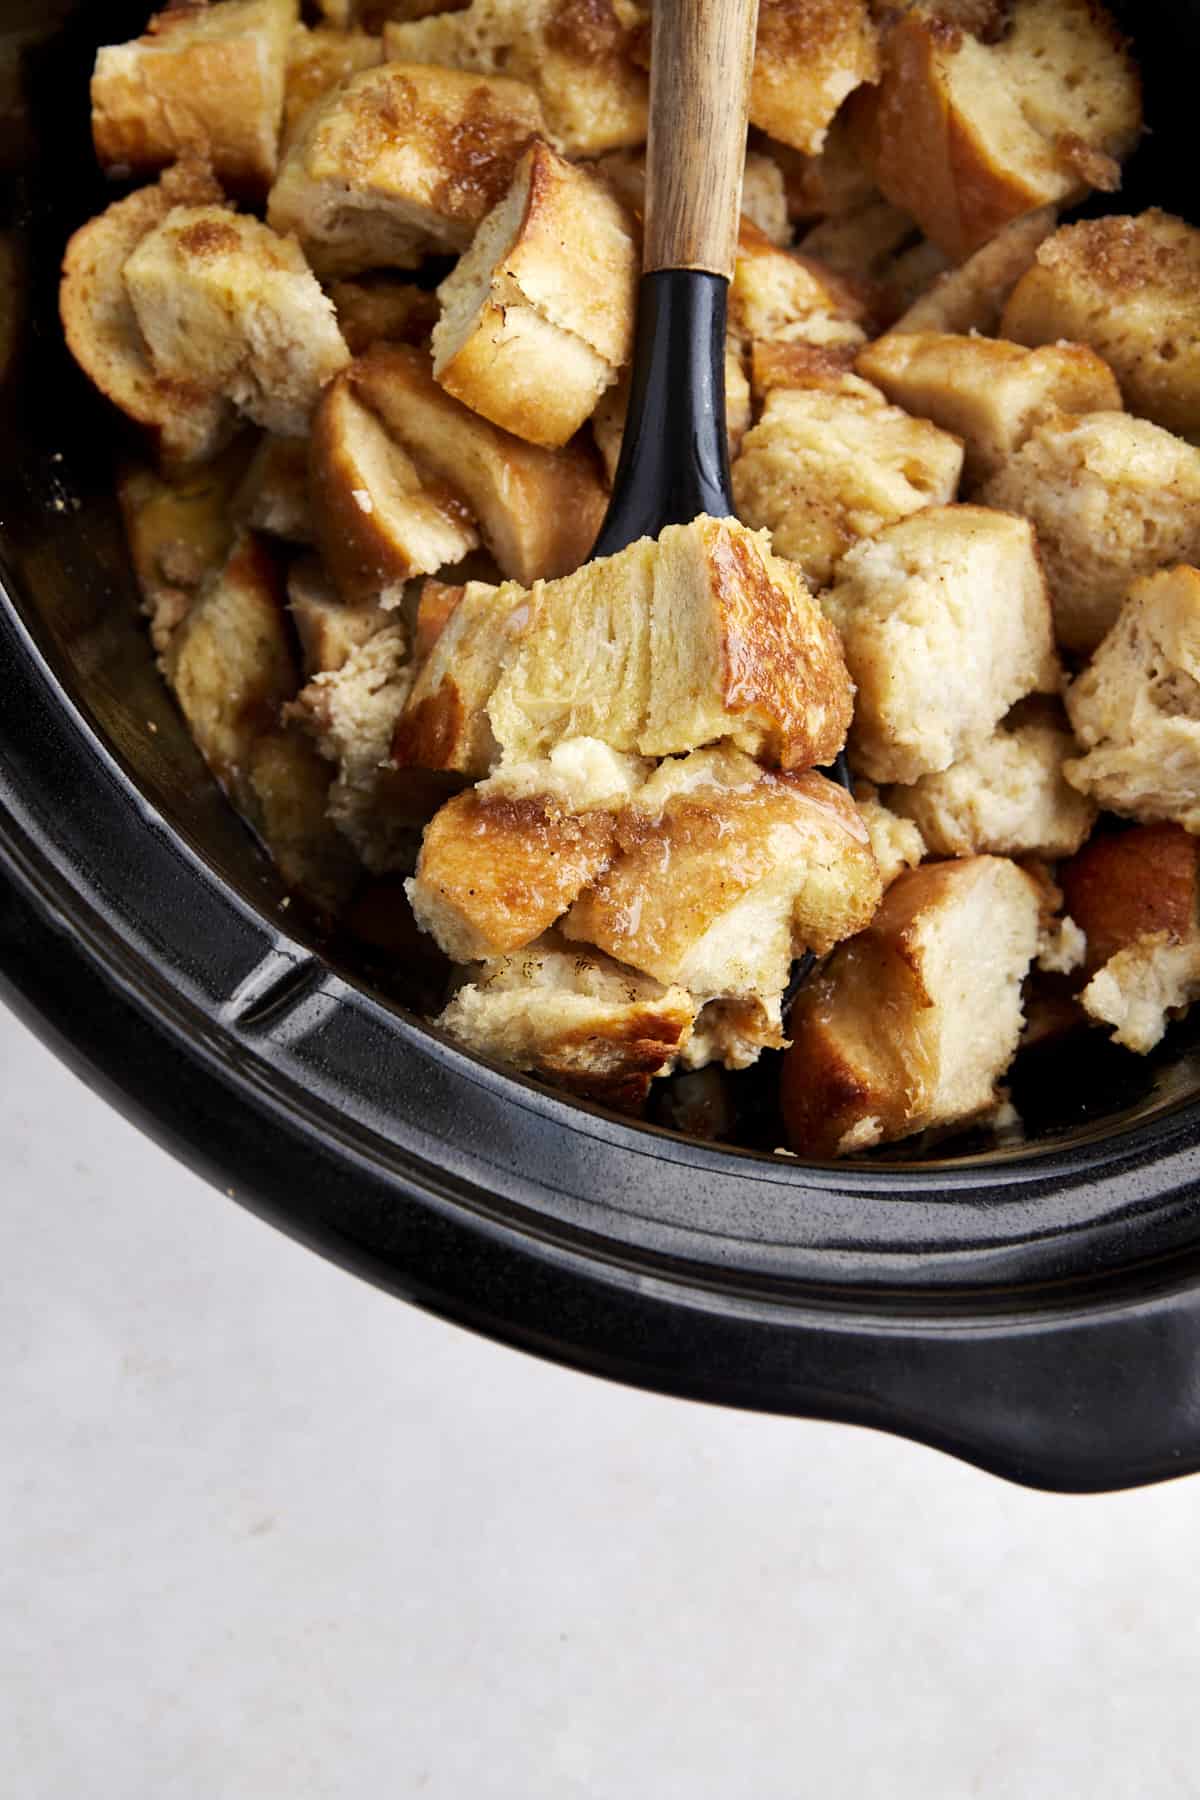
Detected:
left=393, top=577, right=513, bottom=774
left=413, top=579, right=465, bottom=664
left=409, top=789, right=617, bottom=960
left=280, top=21, right=382, bottom=154
left=60, top=164, right=232, bottom=470
left=92, top=0, right=298, bottom=193
left=890, top=206, right=1058, bottom=335
left=749, top=0, right=879, bottom=156
left=310, top=370, right=479, bottom=603
left=348, top=344, right=606, bottom=584
left=1059, top=824, right=1199, bottom=975
left=729, top=219, right=869, bottom=346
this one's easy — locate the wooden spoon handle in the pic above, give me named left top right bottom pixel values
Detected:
left=643, top=0, right=760, bottom=279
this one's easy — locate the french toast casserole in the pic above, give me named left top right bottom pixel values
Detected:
left=59, top=0, right=1200, bottom=1157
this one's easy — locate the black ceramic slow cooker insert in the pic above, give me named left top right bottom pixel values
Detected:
left=3, top=0, right=1200, bottom=1494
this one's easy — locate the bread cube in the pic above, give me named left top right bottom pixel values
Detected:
left=825, top=505, right=1058, bottom=785
left=91, top=0, right=297, bottom=192
left=124, top=206, right=349, bottom=438
left=330, top=277, right=440, bottom=355
left=60, top=163, right=232, bottom=469
left=889, top=205, right=1058, bottom=336
left=563, top=751, right=881, bottom=1020
left=1064, top=568, right=1200, bottom=833
left=489, top=516, right=853, bottom=769
left=246, top=726, right=361, bottom=911
left=234, top=435, right=313, bottom=543
left=310, top=370, right=479, bottom=604
left=732, top=368, right=963, bottom=589
left=382, top=0, right=648, bottom=158
left=408, top=788, right=618, bottom=961
left=856, top=333, right=1121, bottom=489
left=413, top=578, right=465, bottom=665
left=885, top=701, right=1096, bottom=859
left=739, top=151, right=790, bottom=247
left=348, top=345, right=605, bottom=583
left=432, top=140, right=637, bottom=448
left=979, top=412, right=1200, bottom=654
left=1082, top=933, right=1200, bottom=1053
left=280, top=22, right=382, bottom=154
left=287, top=556, right=386, bottom=677
left=436, top=939, right=697, bottom=1113
left=768, top=108, right=876, bottom=224
left=749, top=0, right=879, bottom=156
left=798, top=196, right=920, bottom=289
left=781, top=856, right=1042, bottom=1156
left=861, top=0, right=1139, bottom=261
left=1000, top=211, right=1200, bottom=442
left=851, top=783, right=926, bottom=889
left=592, top=346, right=750, bottom=483
left=1060, top=823, right=1199, bottom=976
left=728, top=220, right=867, bottom=348
left=117, top=441, right=250, bottom=653
left=393, top=579, right=514, bottom=774
left=164, top=531, right=297, bottom=808
left=267, top=61, right=544, bottom=276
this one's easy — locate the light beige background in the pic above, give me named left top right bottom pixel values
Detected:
left=3, top=1006, right=1197, bottom=1799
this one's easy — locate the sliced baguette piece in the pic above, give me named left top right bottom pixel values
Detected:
left=436, top=937, right=697, bottom=1114
left=382, top=0, right=648, bottom=158
left=123, top=205, right=350, bottom=438
left=749, top=0, right=879, bottom=156
left=280, top=21, right=382, bottom=154
left=860, top=0, right=1140, bottom=261
left=310, top=371, right=479, bottom=604
left=432, top=140, right=637, bottom=448
left=393, top=578, right=514, bottom=775
left=824, top=505, right=1059, bottom=785
left=60, top=162, right=233, bottom=469
left=856, top=333, right=1121, bottom=489
left=979, top=412, right=1200, bottom=655
left=347, top=344, right=606, bottom=583
left=266, top=60, right=544, bottom=276
left=1000, top=211, right=1200, bottom=442
left=1064, top=567, right=1200, bottom=833
left=91, top=0, right=298, bottom=192
left=781, top=856, right=1042, bottom=1156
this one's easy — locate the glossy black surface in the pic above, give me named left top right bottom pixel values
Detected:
left=2, top=0, right=1200, bottom=1492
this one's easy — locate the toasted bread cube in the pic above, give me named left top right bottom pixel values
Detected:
left=280, top=22, right=382, bottom=153
left=234, top=434, right=313, bottom=542
left=856, top=333, right=1121, bottom=490
left=348, top=344, right=605, bottom=583
left=91, top=0, right=297, bottom=192
left=767, top=108, right=877, bottom=224
left=287, top=622, right=437, bottom=869
left=408, top=788, right=617, bottom=961
left=60, top=164, right=233, bottom=469
left=394, top=578, right=513, bottom=773
left=117, top=441, right=251, bottom=653
left=729, top=220, right=867, bottom=348
left=382, top=0, right=647, bottom=158
left=310, top=371, right=479, bottom=604
left=825, top=506, right=1058, bottom=785
left=330, top=277, right=440, bottom=354
left=432, top=140, right=636, bottom=448
left=798, top=196, right=919, bottom=287
left=747, top=339, right=856, bottom=403
left=781, top=856, right=1042, bottom=1156
left=564, top=751, right=881, bottom=1014
left=851, top=783, right=926, bottom=889
left=732, top=369, right=963, bottom=589
left=1064, top=568, right=1200, bottom=833
left=267, top=61, right=543, bottom=276
left=890, top=206, right=1058, bottom=336
left=287, top=556, right=385, bottom=677
left=1082, top=936, right=1200, bottom=1055
left=1000, top=211, right=1200, bottom=442
left=246, top=725, right=361, bottom=910
left=979, top=412, right=1200, bottom=655
left=885, top=701, right=1096, bottom=859
left=490, top=517, right=853, bottom=769
left=436, top=939, right=697, bottom=1112
left=749, top=0, right=879, bottom=156
left=592, top=345, right=750, bottom=483
left=1060, top=823, right=1199, bottom=976
left=739, top=150, right=790, bottom=246
left=124, top=206, right=350, bottom=438
left=164, top=531, right=297, bottom=807
left=861, top=1, right=1139, bottom=262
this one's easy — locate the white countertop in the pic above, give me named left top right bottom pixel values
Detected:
left=4, top=1001, right=1199, bottom=1798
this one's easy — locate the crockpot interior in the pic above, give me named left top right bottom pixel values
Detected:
left=3, top=0, right=1200, bottom=1173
